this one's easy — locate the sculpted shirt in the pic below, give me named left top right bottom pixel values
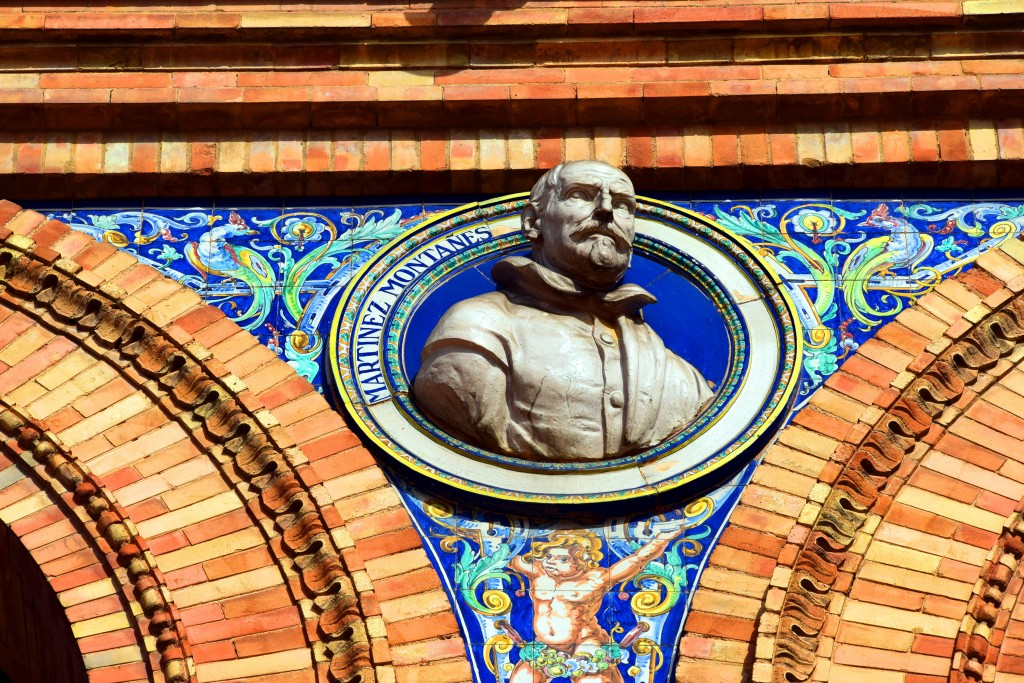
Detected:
left=413, top=256, right=714, bottom=461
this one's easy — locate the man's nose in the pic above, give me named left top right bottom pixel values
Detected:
left=593, top=187, right=613, bottom=220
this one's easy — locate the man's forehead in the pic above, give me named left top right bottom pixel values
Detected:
left=559, top=163, right=633, bottom=192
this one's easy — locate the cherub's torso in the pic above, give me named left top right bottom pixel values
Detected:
left=530, top=569, right=609, bottom=649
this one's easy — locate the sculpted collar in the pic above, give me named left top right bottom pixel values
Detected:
left=492, top=255, right=657, bottom=319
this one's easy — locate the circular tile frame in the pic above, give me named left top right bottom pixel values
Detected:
left=329, top=195, right=803, bottom=506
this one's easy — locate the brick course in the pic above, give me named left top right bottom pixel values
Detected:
left=0, top=3, right=1022, bottom=195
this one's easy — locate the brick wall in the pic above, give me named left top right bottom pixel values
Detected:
left=3, top=3, right=1024, bottom=682
left=1, top=1, right=1023, bottom=197
left=678, top=238, right=1024, bottom=683
left=8, top=208, right=1024, bottom=683
left=0, top=516, right=87, bottom=683
left=0, top=202, right=466, bottom=683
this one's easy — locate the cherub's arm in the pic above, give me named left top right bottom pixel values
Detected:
left=607, top=527, right=685, bottom=585
left=509, top=554, right=538, bottom=577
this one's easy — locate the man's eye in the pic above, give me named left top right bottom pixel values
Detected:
left=568, top=190, right=587, bottom=200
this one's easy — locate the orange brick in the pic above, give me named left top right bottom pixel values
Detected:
left=375, top=567, right=444, bottom=602
left=388, top=612, right=460, bottom=645
left=684, top=611, right=756, bottom=641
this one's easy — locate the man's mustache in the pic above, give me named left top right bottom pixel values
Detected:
left=570, top=219, right=631, bottom=251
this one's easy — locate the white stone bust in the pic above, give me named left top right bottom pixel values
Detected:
left=413, top=161, right=713, bottom=462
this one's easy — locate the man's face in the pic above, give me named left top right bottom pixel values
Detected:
left=527, top=161, right=637, bottom=290
left=541, top=548, right=584, bottom=578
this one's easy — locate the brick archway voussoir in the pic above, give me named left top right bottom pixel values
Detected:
left=678, top=236, right=1024, bottom=683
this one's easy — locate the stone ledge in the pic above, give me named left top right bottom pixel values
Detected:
left=2, top=3, right=1020, bottom=40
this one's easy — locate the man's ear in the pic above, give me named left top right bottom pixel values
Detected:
left=521, top=204, right=541, bottom=242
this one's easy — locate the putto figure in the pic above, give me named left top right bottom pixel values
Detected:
left=502, top=528, right=684, bottom=682
left=413, top=160, right=713, bottom=461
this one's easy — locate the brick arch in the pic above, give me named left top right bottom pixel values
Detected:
left=0, top=400, right=190, bottom=682
left=0, top=497, right=87, bottom=683
left=948, top=498, right=1024, bottom=682
left=0, top=202, right=467, bottom=683
left=677, top=238, right=1024, bottom=682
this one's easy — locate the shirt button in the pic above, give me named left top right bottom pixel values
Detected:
left=609, top=391, right=624, bottom=408
left=599, top=332, right=614, bottom=344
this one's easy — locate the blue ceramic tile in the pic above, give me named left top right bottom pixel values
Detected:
left=423, top=203, right=465, bottom=216
left=213, top=197, right=282, bottom=211
left=137, top=208, right=212, bottom=258
left=201, top=276, right=278, bottom=337
left=281, top=330, right=325, bottom=385
left=829, top=199, right=904, bottom=240
left=208, top=207, right=283, bottom=244
left=49, top=209, right=146, bottom=247
left=691, top=201, right=766, bottom=243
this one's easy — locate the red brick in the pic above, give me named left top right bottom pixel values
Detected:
left=442, top=84, right=509, bottom=101
left=510, top=83, right=576, bottom=100
left=182, top=508, right=253, bottom=545
left=76, top=626, right=138, bottom=654
left=712, top=128, right=739, bottom=167
left=420, top=137, right=447, bottom=171
left=203, top=545, right=275, bottom=580
left=739, top=127, right=770, bottom=165
left=830, top=3, right=962, bottom=25
left=535, top=131, right=562, bottom=168
left=436, top=68, right=561, bottom=86
left=768, top=126, right=798, bottom=165
left=567, top=8, right=632, bottom=25
left=83, top=661, right=149, bottom=683
left=191, top=142, right=215, bottom=171
left=191, top=640, right=236, bottom=665
left=235, top=625, right=307, bottom=658
left=719, top=525, right=786, bottom=558
left=375, top=567, right=443, bottom=602
left=765, top=4, right=830, bottom=25
left=387, top=612, right=460, bottom=645
left=634, top=6, right=763, bottom=28
left=685, top=612, right=756, bottom=641
left=997, top=120, right=1024, bottom=160
left=643, top=82, right=711, bottom=102
left=40, top=72, right=170, bottom=89
left=189, top=606, right=300, bottom=644
left=850, top=579, right=925, bottom=609
left=355, top=528, right=423, bottom=562
left=626, top=130, right=654, bottom=168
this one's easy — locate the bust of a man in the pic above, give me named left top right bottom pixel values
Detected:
left=413, top=160, right=713, bottom=462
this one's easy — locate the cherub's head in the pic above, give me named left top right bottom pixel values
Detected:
left=526, top=530, right=603, bottom=577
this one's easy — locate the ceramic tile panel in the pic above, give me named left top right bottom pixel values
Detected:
left=34, top=191, right=1024, bottom=683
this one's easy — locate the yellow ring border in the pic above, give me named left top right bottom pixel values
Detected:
left=328, top=193, right=805, bottom=504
